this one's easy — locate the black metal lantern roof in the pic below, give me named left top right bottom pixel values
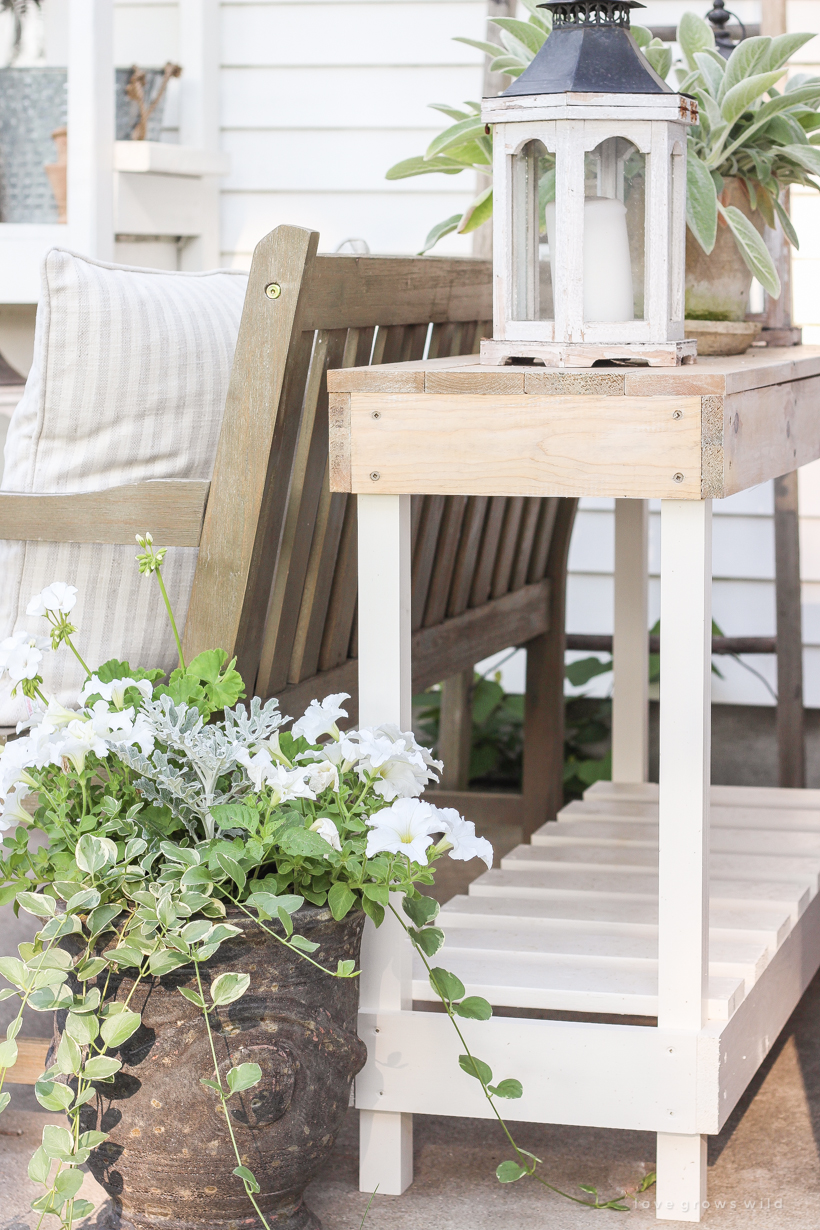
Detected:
left=501, top=0, right=672, bottom=98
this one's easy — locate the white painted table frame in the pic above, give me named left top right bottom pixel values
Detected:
left=353, top=489, right=793, bottom=1222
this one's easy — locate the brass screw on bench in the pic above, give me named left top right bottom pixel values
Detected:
left=370, top=471, right=380, bottom=482
left=265, top=283, right=281, bottom=300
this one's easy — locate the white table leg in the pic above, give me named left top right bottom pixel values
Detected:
left=612, top=498, right=649, bottom=783
left=656, top=499, right=712, bottom=1223
left=356, top=493, right=414, bottom=1195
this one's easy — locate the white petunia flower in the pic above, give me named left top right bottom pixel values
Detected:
left=39, top=696, right=80, bottom=733
left=80, top=674, right=153, bottom=710
left=304, top=760, right=340, bottom=795
left=26, top=582, right=78, bottom=618
left=432, top=807, right=494, bottom=870
left=292, top=693, right=350, bottom=743
left=365, top=798, right=441, bottom=865
left=0, top=787, right=32, bottom=831
left=88, top=701, right=156, bottom=755
left=309, top=816, right=342, bottom=854
left=0, top=632, right=50, bottom=685
left=353, top=725, right=442, bottom=801
left=0, top=725, right=65, bottom=800
left=298, top=736, right=360, bottom=774
left=59, top=719, right=109, bottom=774
left=236, top=748, right=316, bottom=804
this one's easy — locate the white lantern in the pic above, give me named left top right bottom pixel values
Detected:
left=481, top=0, right=698, bottom=368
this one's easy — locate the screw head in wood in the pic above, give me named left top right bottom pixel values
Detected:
left=370, top=471, right=381, bottom=482
left=265, top=282, right=282, bottom=300
left=673, top=472, right=684, bottom=483
left=371, top=410, right=381, bottom=419
left=672, top=409, right=682, bottom=419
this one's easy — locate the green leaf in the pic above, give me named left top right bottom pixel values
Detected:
left=54, top=1168, right=84, bottom=1201
left=773, top=194, right=800, bottom=249
left=644, top=41, right=672, bottom=82
left=425, top=117, right=486, bottom=161
left=455, top=996, right=493, bottom=1021
left=277, top=827, right=336, bottom=861
left=328, top=882, right=357, bottom=921
left=686, top=154, right=718, bottom=255
left=496, top=1160, right=527, bottom=1183
left=106, top=945, right=144, bottom=968
left=75, top=956, right=108, bottom=981
left=762, top=31, right=815, bottom=73
left=65, top=1010, right=99, bottom=1045
left=361, top=895, right=385, bottom=927
left=160, top=841, right=200, bottom=865
left=78, top=1129, right=108, bottom=1149
left=721, top=72, right=785, bottom=125
left=631, top=24, right=651, bottom=49
left=15, top=891, right=56, bottom=918
left=411, top=926, right=444, bottom=957
left=677, top=12, right=715, bottom=71
left=246, top=891, right=303, bottom=918
left=719, top=203, right=781, bottom=296
left=87, top=903, right=122, bottom=936
left=362, top=883, right=388, bottom=906
left=75, top=833, right=118, bottom=875
left=428, top=101, right=473, bottom=120
left=418, top=214, right=461, bottom=255
left=289, top=934, right=320, bottom=953
left=42, top=1124, right=75, bottom=1161
left=178, top=987, right=205, bottom=1008
left=429, top=967, right=465, bottom=1003
left=233, top=1165, right=260, bottom=1194
left=488, top=1078, right=523, bottom=1099
left=458, top=186, right=493, bottom=235
left=101, top=1008, right=141, bottom=1047
left=780, top=142, right=820, bottom=176
left=227, top=1062, right=262, bottom=1094
left=210, top=971, right=250, bottom=1006
left=336, top=959, right=356, bottom=977
left=28, top=1144, right=51, bottom=1184
left=386, top=154, right=467, bottom=181
left=490, top=16, right=545, bottom=56
left=452, top=36, right=503, bottom=59
left=0, top=1037, right=18, bottom=1067
left=35, top=1079, right=74, bottom=1111
left=56, top=1032, right=82, bottom=1076
left=488, top=54, right=527, bottom=76
left=65, top=887, right=101, bottom=915
left=565, top=655, right=612, bottom=687
left=402, top=895, right=440, bottom=928
left=458, top=1053, right=493, bottom=1084
left=0, top=956, right=29, bottom=989
left=0, top=880, right=27, bottom=907
left=83, top=1055, right=122, bottom=1080
left=200, top=1077, right=224, bottom=1094
left=718, top=36, right=770, bottom=102
left=0, top=1090, right=8, bottom=1113
left=180, top=864, right=214, bottom=888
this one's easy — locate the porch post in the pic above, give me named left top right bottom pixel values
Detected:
left=655, top=499, right=712, bottom=1222
left=356, top=493, right=414, bottom=1196
left=612, top=498, right=649, bottom=783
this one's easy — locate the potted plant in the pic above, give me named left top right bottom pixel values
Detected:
left=387, top=5, right=820, bottom=353
left=0, top=538, right=632, bottom=1228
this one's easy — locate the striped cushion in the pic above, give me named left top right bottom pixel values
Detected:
left=0, top=248, right=248, bottom=727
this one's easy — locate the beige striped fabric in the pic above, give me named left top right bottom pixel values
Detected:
left=0, top=248, right=248, bottom=727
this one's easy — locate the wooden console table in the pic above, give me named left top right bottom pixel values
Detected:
left=327, top=347, right=820, bottom=1223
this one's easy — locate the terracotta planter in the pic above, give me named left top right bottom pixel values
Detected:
left=685, top=177, right=764, bottom=324
left=52, top=906, right=367, bottom=1230
left=44, top=127, right=67, bottom=223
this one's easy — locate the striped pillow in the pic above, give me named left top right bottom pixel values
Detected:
left=0, top=248, right=248, bottom=727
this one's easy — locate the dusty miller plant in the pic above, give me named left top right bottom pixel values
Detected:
left=0, top=537, right=635, bottom=1227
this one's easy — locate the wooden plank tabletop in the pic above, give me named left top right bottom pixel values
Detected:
left=327, top=346, right=820, bottom=501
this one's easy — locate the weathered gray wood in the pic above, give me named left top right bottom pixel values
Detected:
left=470, top=498, right=508, bottom=607
left=182, top=225, right=319, bottom=674
left=522, top=499, right=578, bottom=837
left=0, top=480, right=209, bottom=546
left=448, top=497, right=489, bottom=617
left=422, top=496, right=468, bottom=628
left=438, top=669, right=474, bottom=792
left=774, top=470, right=806, bottom=788
left=318, top=495, right=358, bottom=672
left=411, top=496, right=446, bottom=631
left=491, top=496, right=526, bottom=598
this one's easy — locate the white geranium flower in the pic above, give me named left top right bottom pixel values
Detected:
left=80, top=674, right=153, bottom=710
left=292, top=693, right=350, bottom=743
left=305, top=760, right=339, bottom=794
left=432, top=807, right=494, bottom=870
left=0, top=632, right=50, bottom=685
left=88, top=701, right=156, bottom=755
left=365, top=798, right=441, bottom=865
left=353, top=725, right=442, bottom=801
left=309, top=816, right=342, bottom=854
left=59, top=719, right=109, bottom=774
left=0, top=787, right=32, bottom=831
left=0, top=725, right=66, bottom=800
left=26, top=582, right=78, bottom=618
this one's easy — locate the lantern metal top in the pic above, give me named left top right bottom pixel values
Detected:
left=500, top=0, right=672, bottom=98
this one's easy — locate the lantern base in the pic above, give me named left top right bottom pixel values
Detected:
left=480, top=339, right=698, bottom=368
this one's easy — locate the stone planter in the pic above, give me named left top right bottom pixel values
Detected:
left=685, top=176, right=764, bottom=325
left=52, top=906, right=367, bottom=1230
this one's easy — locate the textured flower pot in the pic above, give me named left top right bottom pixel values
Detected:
left=52, top=906, right=367, bottom=1230
left=685, top=177, right=765, bottom=325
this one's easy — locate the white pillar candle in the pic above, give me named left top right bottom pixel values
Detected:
left=545, top=196, right=634, bottom=324
left=583, top=197, right=634, bottom=322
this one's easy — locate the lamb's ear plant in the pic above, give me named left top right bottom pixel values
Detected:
left=0, top=538, right=637, bottom=1225
left=387, top=5, right=819, bottom=291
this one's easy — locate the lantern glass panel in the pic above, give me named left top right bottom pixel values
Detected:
left=511, top=138, right=555, bottom=322
left=582, top=137, right=647, bottom=323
